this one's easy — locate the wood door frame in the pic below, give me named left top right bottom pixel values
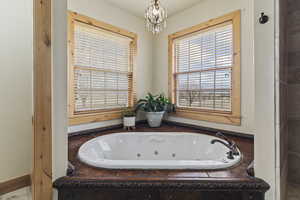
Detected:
left=32, top=0, right=53, bottom=199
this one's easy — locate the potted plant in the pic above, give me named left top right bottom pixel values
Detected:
left=135, top=93, right=174, bottom=127
left=122, top=108, right=136, bottom=130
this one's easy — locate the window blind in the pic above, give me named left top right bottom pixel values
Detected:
left=73, top=21, right=133, bottom=113
left=174, top=24, right=233, bottom=112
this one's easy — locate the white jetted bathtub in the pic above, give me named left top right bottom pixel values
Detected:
left=78, top=132, right=241, bottom=170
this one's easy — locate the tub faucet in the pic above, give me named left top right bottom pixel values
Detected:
left=211, top=132, right=239, bottom=159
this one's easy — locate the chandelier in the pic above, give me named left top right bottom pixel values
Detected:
left=145, top=0, right=167, bottom=34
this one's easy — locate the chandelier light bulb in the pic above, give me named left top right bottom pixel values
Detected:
left=153, top=8, right=159, bottom=15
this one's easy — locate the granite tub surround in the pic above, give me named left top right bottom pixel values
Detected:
left=67, top=123, right=254, bottom=179
left=54, top=123, right=269, bottom=200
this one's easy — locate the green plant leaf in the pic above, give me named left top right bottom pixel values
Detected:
left=135, top=92, right=174, bottom=113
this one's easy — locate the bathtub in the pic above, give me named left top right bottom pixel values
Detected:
left=78, top=132, right=241, bottom=170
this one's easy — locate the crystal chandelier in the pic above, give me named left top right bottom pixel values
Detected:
left=145, top=0, right=167, bottom=34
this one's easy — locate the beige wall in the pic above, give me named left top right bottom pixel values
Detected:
left=0, top=0, right=33, bottom=181
left=254, top=0, right=277, bottom=199
left=53, top=0, right=68, bottom=182
left=52, top=1, right=68, bottom=200
left=153, top=0, right=255, bottom=134
left=68, top=0, right=154, bottom=132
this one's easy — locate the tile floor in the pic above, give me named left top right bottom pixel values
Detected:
left=0, top=187, right=31, bottom=200
left=287, top=183, right=300, bottom=200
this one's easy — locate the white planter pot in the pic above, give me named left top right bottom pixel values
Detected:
left=123, top=116, right=136, bottom=127
left=146, top=111, right=165, bottom=127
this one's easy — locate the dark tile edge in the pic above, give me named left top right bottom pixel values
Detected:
left=53, top=176, right=270, bottom=192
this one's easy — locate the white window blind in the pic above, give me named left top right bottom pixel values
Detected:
left=73, top=21, right=133, bottom=113
left=174, top=24, right=233, bottom=112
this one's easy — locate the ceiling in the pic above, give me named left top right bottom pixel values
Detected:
left=102, top=0, right=203, bottom=18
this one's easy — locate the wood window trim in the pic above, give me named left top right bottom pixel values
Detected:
left=68, top=11, right=138, bottom=126
left=168, top=10, right=241, bottom=126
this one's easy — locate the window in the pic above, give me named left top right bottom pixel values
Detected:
left=168, top=11, right=241, bottom=125
left=68, top=12, right=137, bottom=125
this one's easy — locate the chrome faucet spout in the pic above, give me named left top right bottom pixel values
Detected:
left=211, top=139, right=231, bottom=149
left=216, top=132, right=233, bottom=146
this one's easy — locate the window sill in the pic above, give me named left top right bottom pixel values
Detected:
left=69, top=110, right=122, bottom=125
left=170, top=109, right=241, bottom=126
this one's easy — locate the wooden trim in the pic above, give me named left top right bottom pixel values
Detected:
left=174, top=66, right=232, bottom=75
left=69, top=111, right=123, bottom=125
left=0, top=175, right=31, bottom=195
left=168, top=38, right=176, bottom=103
left=168, top=10, right=241, bottom=125
left=68, top=11, right=137, bottom=40
left=171, top=110, right=240, bottom=126
left=130, top=39, right=138, bottom=106
left=74, top=66, right=132, bottom=75
left=168, top=11, right=239, bottom=40
left=33, top=0, right=53, bottom=199
left=68, top=11, right=138, bottom=125
left=68, top=11, right=76, bottom=120
left=74, top=107, right=123, bottom=115
left=231, top=10, right=241, bottom=123
left=176, top=107, right=232, bottom=115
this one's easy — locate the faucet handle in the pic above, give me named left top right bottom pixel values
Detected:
left=216, top=132, right=239, bottom=155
